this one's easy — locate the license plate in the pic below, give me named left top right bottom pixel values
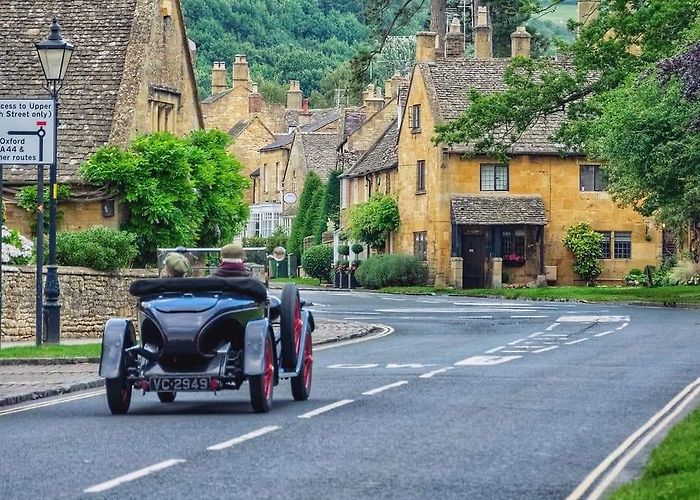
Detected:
left=150, top=377, right=210, bottom=392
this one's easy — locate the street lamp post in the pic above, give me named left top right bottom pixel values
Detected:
left=36, top=17, right=73, bottom=344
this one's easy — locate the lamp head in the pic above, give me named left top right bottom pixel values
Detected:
left=36, top=17, right=74, bottom=84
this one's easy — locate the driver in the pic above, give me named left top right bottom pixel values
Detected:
left=163, top=252, right=191, bottom=277
left=214, top=242, right=250, bottom=278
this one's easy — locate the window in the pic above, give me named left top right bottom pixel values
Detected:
left=275, top=162, right=281, bottom=191
left=149, top=86, right=180, bottom=133
left=416, top=160, right=426, bottom=193
left=597, top=231, right=631, bottom=259
left=414, top=231, right=427, bottom=261
left=598, top=231, right=611, bottom=259
left=366, top=175, right=372, bottom=198
left=410, top=104, right=421, bottom=130
left=263, top=163, right=268, bottom=193
left=614, top=232, right=632, bottom=259
left=480, top=164, right=509, bottom=191
left=502, top=229, right=526, bottom=258
left=580, top=165, right=608, bottom=192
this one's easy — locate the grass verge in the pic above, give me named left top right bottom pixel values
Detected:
left=378, top=285, right=700, bottom=304
left=270, top=277, right=322, bottom=286
left=612, top=409, right=700, bottom=499
left=0, top=343, right=102, bottom=359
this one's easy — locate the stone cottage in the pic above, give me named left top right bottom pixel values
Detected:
left=0, top=0, right=203, bottom=235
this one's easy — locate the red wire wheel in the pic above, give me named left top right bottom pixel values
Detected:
left=249, top=333, right=274, bottom=413
left=280, top=284, right=303, bottom=371
left=291, top=329, right=313, bottom=401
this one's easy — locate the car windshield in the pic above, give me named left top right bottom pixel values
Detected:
left=156, top=247, right=267, bottom=280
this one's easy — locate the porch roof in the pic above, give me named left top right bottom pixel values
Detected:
left=451, top=195, right=547, bottom=225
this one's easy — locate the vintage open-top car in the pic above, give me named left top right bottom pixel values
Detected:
left=99, top=276, right=314, bottom=415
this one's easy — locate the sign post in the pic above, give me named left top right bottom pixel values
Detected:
left=0, top=98, right=56, bottom=345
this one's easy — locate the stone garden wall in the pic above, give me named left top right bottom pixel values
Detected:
left=0, top=266, right=158, bottom=342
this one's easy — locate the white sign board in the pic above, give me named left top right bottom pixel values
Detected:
left=0, top=99, right=56, bottom=165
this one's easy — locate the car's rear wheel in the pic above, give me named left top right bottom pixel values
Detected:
left=105, top=356, right=132, bottom=415
left=249, top=333, right=274, bottom=413
left=157, top=391, right=176, bottom=403
left=280, top=284, right=302, bottom=371
left=291, top=330, right=313, bottom=401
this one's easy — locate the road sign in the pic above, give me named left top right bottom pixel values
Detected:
left=0, top=99, right=55, bottom=165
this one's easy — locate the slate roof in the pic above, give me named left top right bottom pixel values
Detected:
left=0, top=0, right=138, bottom=182
left=260, top=109, right=340, bottom=152
left=229, top=120, right=249, bottom=138
left=451, top=194, right=547, bottom=225
left=299, top=133, right=339, bottom=180
left=201, top=88, right=232, bottom=104
left=420, top=59, right=572, bottom=155
left=341, top=120, right=398, bottom=178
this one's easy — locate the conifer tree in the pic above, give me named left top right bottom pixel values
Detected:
left=288, top=172, right=324, bottom=256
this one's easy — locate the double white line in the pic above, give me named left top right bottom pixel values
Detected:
left=567, top=377, right=700, bottom=499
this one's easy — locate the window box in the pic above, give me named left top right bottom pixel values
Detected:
left=503, top=254, right=526, bottom=267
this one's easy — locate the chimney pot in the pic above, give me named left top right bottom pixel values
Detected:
left=445, top=16, right=463, bottom=58
left=233, top=54, right=250, bottom=88
left=415, top=31, right=438, bottom=63
left=302, top=98, right=309, bottom=114
left=510, top=25, right=532, bottom=58
left=211, top=61, right=228, bottom=95
left=286, top=80, right=303, bottom=110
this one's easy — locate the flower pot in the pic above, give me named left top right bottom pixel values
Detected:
left=503, top=259, right=526, bottom=268
left=349, top=273, right=357, bottom=289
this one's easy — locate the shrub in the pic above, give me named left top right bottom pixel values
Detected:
left=562, top=222, right=603, bottom=285
left=669, top=259, right=700, bottom=285
left=624, top=268, right=646, bottom=287
left=337, top=244, right=350, bottom=256
left=355, top=254, right=428, bottom=289
left=56, top=227, right=138, bottom=271
left=301, top=244, right=333, bottom=282
left=1, top=226, right=33, bottom=265
left=351, top=243, right=364, bottom=256
left=348, top=195, right=400, bottom=250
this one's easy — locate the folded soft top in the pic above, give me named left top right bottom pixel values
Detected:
left=129, top=277, right=268, bottom=303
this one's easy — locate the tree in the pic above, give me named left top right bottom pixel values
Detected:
left=81, top=131, right=249, bottom=264
left=288, top=172, right=324, bottom=256
left=314, top=170, right=342, bottom=243
left=347, top=194, right=401, bottom=250
left=433, top=0, right=700, bottom=256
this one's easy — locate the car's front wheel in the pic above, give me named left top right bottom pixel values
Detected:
left=105, top=358, right=132, bottom=415
left=157, top=391, right=176, bottom=403
left=249, top=333, right=274, bottom=413
left=291, top=330, right=313, bottom=401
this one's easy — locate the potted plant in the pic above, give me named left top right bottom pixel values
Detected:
left=334, top=259, right=350, bottom=288
left=503, top=253, right=525, bottom=267
left=348, top=259, right=362, bottom=289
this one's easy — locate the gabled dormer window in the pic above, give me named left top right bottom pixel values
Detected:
left=410, top=104, right=421, bottom=131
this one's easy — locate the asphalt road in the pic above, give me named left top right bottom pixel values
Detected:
left=1, top=291, right=699, bottom=499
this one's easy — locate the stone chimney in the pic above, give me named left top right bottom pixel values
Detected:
left=211, top=61, right=227, bottom=95
left=415, top=31, right=438, bottom=63
left=510, top=26, right=532, bottom=58
left=302, top=97, right=309, bottom=114
left=384, top=78, right=393, bottom=104
left=248, top=82, right=262, bottom=113
left=286, top=80, right=303, bottom=110
left=232, top=54, right=250, bottom=87
left=445, top=16, right=463, bottom=58
left=474, top=6, right=493, bottom=59
left=577, top=1, right=599, bottom=26
left=364, top=84, right=385, bottom=117
left=391, top=72, right=405, bottom=100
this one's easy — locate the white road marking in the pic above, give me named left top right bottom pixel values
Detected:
left=461, top=315, right=493, bottom=319
left=556, top=315, right=630, bottom=323
left=0, top=390, right=104, bottom=417
left=381, top=297, right=406, bottom=301
left=386, top=363, right=434, bottom=369
left=616, top=322, right=630, bottom=330
left=507, top=338, right=527, bottom=345
left=533, top=346, right=559, bottom=354
left=84, top=459, right=186, bottom=493
left=377, top=308, right=547, bottom=314
left=298, top=399, right=354, bottom=419
left=343, top=317, right=380, bottom=320
left=315, top=325, right=394, bottom=351
left=485, top=346, right=505, bottom=354
left=362, top=381, right=409, bottom=396
left=314, top=311, right=381, bottom=315
left=565, top=338, right=589, bottom=345
left=529, top=331, right=544, bottom=338
left=207, top=426, right=280, bottom=451
left=594, top=330, right=615, bottom=338
left=419, top=367, right=454, bottom=379
left=568, top=377, right=700, bottom=500
left=501, top=350, right=529, bottom=354
left=327, top=363, right=379, bottom=369
left=540, top=334, right=569, bottom=337
left=511, top=315, right=549, bottom=319
left=545, top=323, right=560, bottom=331
left=455, top=355, right=521, bottom=366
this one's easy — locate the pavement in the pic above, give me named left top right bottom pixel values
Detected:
left=0, top=318, right=375, bottom=408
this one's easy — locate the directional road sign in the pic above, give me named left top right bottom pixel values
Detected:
left=0, top=99, right=56, bottom=165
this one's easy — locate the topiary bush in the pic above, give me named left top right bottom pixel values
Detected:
left=355, top=254, right=428, bottom=289
left=351, top=243, right=364, bottom=256
left=56, top=227, right=138, bottom=271
left=337, top=244, right=350, bottom=256
left=301, top=244, right=333, bottom=282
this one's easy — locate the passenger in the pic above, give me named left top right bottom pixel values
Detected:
left=162, top=252, right=191, bottom=278
left=214, top=242, right=250, bottom=278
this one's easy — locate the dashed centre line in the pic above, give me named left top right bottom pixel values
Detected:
left=546, top=323, right=560, bottom=331
left=207, top=426, right=280, bottom=451
left=533, top=346, right=559, bottom=354
left=594, top=330, right=615, bottom=338
left=298, top=399, right=354, bottom=419
left=565, top=338, right=590, bottom=345
left=84, top=459, right=186, bottom=493
left=419, top=367, right=454, bottom=379
left=362, top=381, right=409, bottom=395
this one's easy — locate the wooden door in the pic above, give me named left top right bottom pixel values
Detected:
left=462, top=234, right=485, bottom=288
